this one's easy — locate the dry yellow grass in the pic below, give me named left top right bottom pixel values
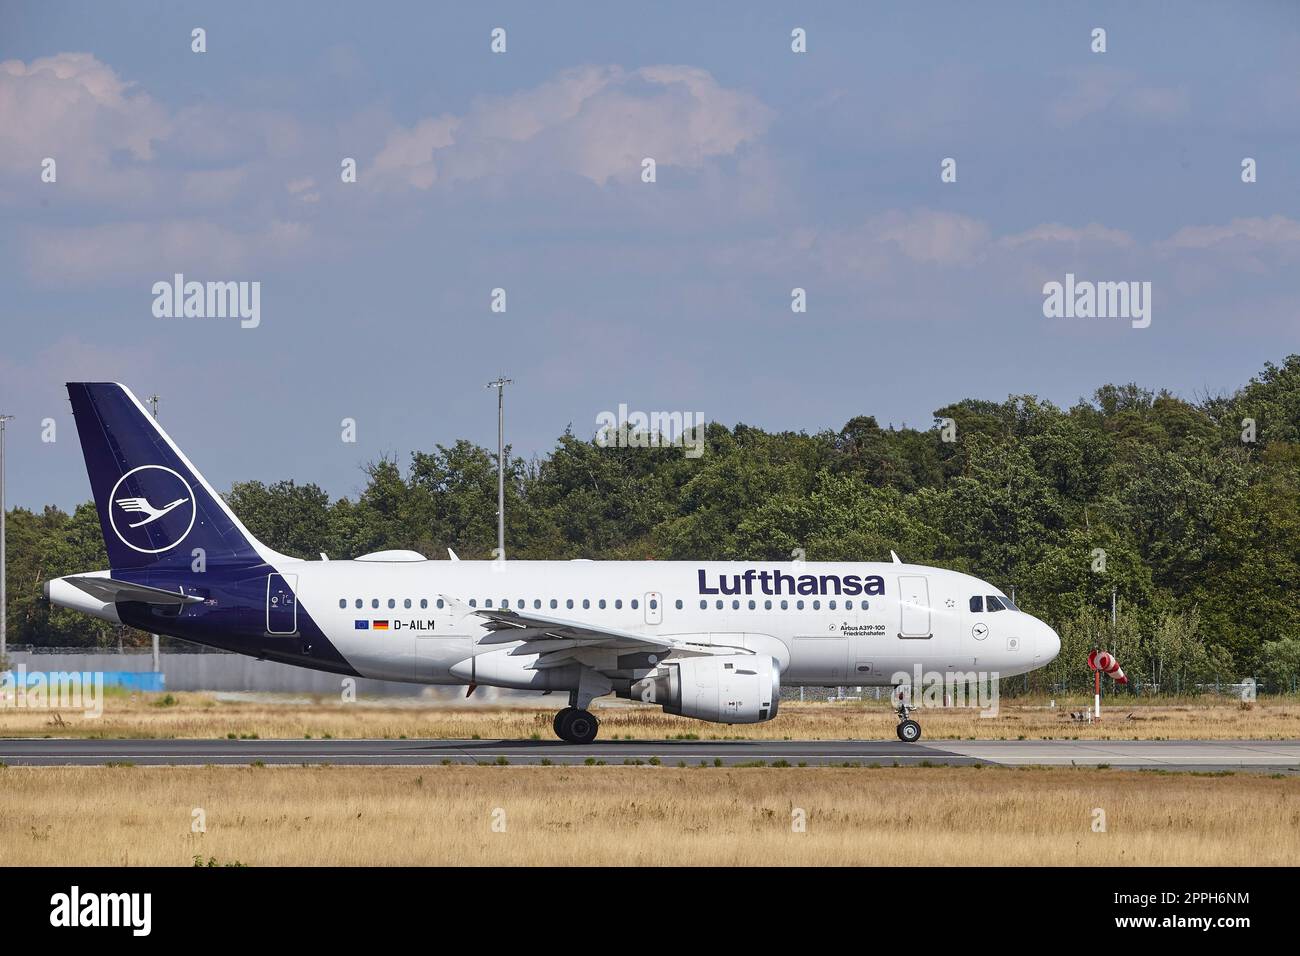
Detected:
left=1, top=764, right=1296, bottom=866
left=1, top=692, right=1297, bottom=741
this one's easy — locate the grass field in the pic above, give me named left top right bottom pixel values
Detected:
left=0, top=691, right=1296, bottom=741
left=1, top=763, right=1296, bottom=866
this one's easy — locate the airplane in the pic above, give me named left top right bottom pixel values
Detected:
left=44, top=383, right=1061, bottom=744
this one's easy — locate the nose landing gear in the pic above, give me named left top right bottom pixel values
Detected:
left=895, top=697, right=922, bottom=742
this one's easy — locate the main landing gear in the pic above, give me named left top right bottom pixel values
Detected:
left=553, top=705, right=600, bottom=744
left=895, top=697, right=922, bottom=742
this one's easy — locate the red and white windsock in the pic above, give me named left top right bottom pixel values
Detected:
left=1087, top=650, right=1127, bottom=684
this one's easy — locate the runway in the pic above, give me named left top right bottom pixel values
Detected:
left=2, top=738, right=1298, bottom=771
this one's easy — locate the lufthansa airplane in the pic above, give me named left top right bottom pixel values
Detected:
left=45, top=383, right=1061, bottom=743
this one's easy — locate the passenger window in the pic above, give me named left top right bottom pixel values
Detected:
left=797, top=600, right=804, bottom=610
left=748, top=600, right=756, bottom=610
left=780, top=600, right=788, bottom=610
left=845, top=600, right=853, bottom=610
left=986, top=595, right=1004, bottom=612
left=387, top=599, right=395, bottom=609
left=566, top=599, right=574, bottom=609
left=650, top=599, right=658, bottom=610
left=829, top=600, right=837, bottom=610
left=534, top=599, right=541, bottom=609
left=813, top=600, right=821, bottom=610
left=598, top=599, right=606, bottom=609
left=583, top=599, right=590, bottom=609
left=732, top=600, right=740, bottom=610
left=371, top=599, right=379, bottom=609
left=716, top=600, right=723, bottom=609
left=550, top=599, right=558, bottom=609
left=517, top=599, right=524, bottom=609
left=485, top=599, right=494, bottom=608
left=355, top=599, right=362, bottom=609
left=969, top=596, right=983, bottom=613
left=434, top=599, right=442, bottom=609
left=469, top=599, right=477, bottom=608
left=404, top=598, right=412, bottom=609
left=764, top=600, right=772, bottom=610
left=631, top=599, right=639, bottom=609
left=615, top=599, right=623, bottom=609
left=699, top=600, right=707, bottom=609
left=675, top=599, right=683, bottom=610
left=338, top=599, right=346, bottom=609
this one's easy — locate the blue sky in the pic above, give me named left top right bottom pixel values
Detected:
left=2, top=0, right=1298, bottom=510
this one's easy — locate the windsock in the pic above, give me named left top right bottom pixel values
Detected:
left=1087, top=649, right=1127, bottom=684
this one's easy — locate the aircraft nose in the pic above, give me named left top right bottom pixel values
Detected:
left=1037, top=619, right=1060, bottom=663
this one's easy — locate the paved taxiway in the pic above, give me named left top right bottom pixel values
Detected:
left=1, top=738, right=1298, bottom=772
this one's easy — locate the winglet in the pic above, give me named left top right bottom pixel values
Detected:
left=890, top=550, right=903, bottom=564
left=447, top=548, right=460, bottom=562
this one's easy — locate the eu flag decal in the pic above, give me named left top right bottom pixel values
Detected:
left=354, top=620, right=369, bottom=630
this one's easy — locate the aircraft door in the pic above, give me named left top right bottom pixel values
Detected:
left=266, top=573, right=298, bottom=634
left=898, top=575, right=931, bottom=638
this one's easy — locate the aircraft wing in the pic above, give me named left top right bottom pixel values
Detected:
left=469, top=605, right=677, bottom=652
left=62, top=575, right=204, bottom=606
left=442, top=598, right=740, bottom=672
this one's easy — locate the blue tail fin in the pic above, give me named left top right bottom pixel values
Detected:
left=67, top=383, right=270, bottom=572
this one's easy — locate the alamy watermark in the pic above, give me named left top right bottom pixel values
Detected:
left=152, top=274, right=261, bottom=329
left=1042, top=273, right=1151, bottom=329
left=892, top=665, right=1001, bottom=717
left=595, top=404, right=705, bottom=458
left=0, top=665, right=104, bottom=718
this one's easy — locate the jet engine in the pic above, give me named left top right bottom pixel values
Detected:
left=623, top=654, right=780, bottom=723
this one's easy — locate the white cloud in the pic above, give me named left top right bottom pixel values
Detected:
left=1164, top=215, right=1300, bottom=249
left=369, top=64, right=773, bottom=190
left=1048, top=69, right=1189, bottom=126
left=1001, top=222, right=1135, bottom=248
left=0, top=53, right=169, bottom=189
left=370, top=116, right=459, bottom=189
left=26, top=219, right=312, bottom=283
left=728, top=210, right=992, bottom=278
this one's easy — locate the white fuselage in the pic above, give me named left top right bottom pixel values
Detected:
left=281, top=558, right=1060, bottom=689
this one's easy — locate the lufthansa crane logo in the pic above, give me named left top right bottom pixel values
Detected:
left=108, top=465, right=197, bottom=554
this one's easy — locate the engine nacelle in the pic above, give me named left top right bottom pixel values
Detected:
left=625, top=654, right=780, bottom=724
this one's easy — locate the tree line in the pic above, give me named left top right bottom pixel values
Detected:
left=5, top=356, right=1300, bottom=694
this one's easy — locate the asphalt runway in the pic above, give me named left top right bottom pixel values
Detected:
left=1, top=738, right=1298, bottom=772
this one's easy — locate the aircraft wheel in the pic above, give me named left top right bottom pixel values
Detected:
left=897, top=719, right=922, bottom=743
left=552, top=707, right=577, bottom=740
left=561, top=709, right=600, bottom=745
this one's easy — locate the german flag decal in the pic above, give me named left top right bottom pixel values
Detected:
left=372, top=620, right=390, bottom=630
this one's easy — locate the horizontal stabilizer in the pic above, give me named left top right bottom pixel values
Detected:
left=62, top=575, right=203, bottom=606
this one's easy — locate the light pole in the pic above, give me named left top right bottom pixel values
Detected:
left=485, top=377, right=512, bottom=561
left=146, top=395, right=161, bottom=671
left=0, top=414, right=13, bottom=663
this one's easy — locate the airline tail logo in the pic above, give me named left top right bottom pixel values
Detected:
left=115, top=495, right=190, bottom=528
left=108, top=465, right=197, bottom=554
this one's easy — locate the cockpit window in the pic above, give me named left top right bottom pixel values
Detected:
left=969, top=596, right=983, bottom=613
left=986, top=595, right=1006, bottom=612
